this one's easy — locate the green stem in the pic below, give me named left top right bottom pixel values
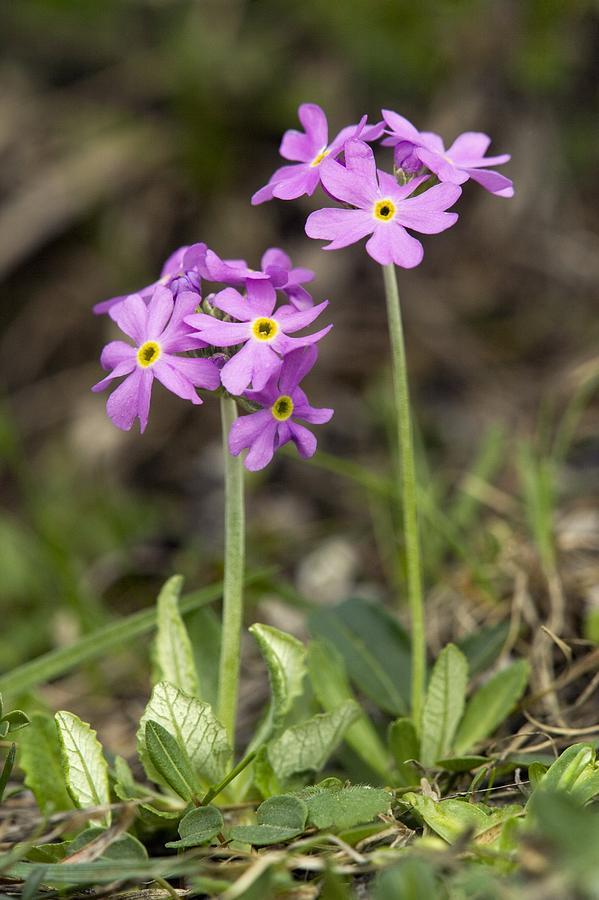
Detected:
left=217, top=397, right=246, bottom=752
left=382, top=263, right=426, bottom=728
left=201, top=751, right=256, bottom=805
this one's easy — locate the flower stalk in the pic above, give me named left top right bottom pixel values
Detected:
left=382, top=263, right=426, bottom=728
left=217, top=396, right=246, bottom=750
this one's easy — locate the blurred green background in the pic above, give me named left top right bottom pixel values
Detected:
left=1, top=0, right=598, bottom=734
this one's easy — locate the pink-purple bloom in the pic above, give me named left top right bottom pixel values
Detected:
left=305, top=139, right=461, bottom=267
left=229, top=346, right=333, bottom=471
left=185, top=280, right=331, bottom=396
left=204, top=247, right=315, bottom=310
left=382, top=110, right=514, bottom=198
left=93, top=243, right=208, bottom=316
left=92, top=286, right=219, bottom=432
left=251, top=103, right=384, bottom=205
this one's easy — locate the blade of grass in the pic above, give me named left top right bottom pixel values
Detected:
left=0, top=569, right=273, bottom=698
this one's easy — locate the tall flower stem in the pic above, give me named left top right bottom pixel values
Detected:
left=382, top=263, right=426, bottom=727
left=217, top=395, right=245, bottom=752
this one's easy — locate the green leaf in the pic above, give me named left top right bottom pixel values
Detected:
left=388, top=718, right=420, bottom=787
left=67, top=827, right=148, bottom=862
left=55, top=711, right=110, bottom=826
left=0, top=743, right=16, bottom=803
left=2, top=709, right=30, bottom=734
left=153, top=575, right=199, bottom=696
left=308, top=641, right=389, bottom=779
left=457, top=622, right=510, bottom=677
left=137, top=681, right=231, bottom=787
left=403, top=793, right=522, bottom=845
left=165, top=806, right=224, bottom=848
left=454, top=660, right=529, bottom=754
left=19, top=713, right=74, bottom=815
left=535, top=743, right=599, bottom=804
left=229, top=795, right=307, bottom=846
left=420, top=644, right=468, bottom=767
left=267, top=701, right=360, bottom=781
left=304, top=785, right=391, bottom=831
left=145, top=721, right=198, bottom=802
left=249, top=623, right=306, bottom=738
left=188, top=606, right=221, bottom=709
left=308, top=599, right=410, bottom=715
left=253, top=746, right=283, bottom=800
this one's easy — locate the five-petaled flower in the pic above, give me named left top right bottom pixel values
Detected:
left=251, top=103, right=383, bottom=205
left=92, top=286, right=220, bottom=432
left=382, top=110, right=514, bottom=198
left=204, top=247, right=315, bottom=310
left=229, top=346, right=333, bottom=471
left=185, top=280, right=331, bottom=396
left=305, top=139, right=461, bottom=267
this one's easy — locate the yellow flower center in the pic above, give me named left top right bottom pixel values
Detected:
left=272, top=395, right=294, bottom=421
left=310, top=147, right=330, bottom=167
left=251, top=317, right=279, bottom=342
left=373, top=198, right=396, bottom=221
left=137, top=340, right=161, bottom=367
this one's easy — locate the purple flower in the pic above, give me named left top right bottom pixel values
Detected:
left=204, top=247, right=315, bottom=310
left=93, top=243, right=208, bottom=316
left=92, top=286, right=220, bottom=433
left=382, top=110, right=514, bottom=198
left=305, top=139, right=461, bottom=267
left=251, top=103, right=384, bottom=205
left=185, top=279, right=331, bottom=396
left=229, top=346, right=333, bottom=471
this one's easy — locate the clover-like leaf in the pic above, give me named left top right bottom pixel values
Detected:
left=229, top=795, right=307, bottom=846
left=55, top=711, right=111, bottom=826
left=165, top=806, right=224, bottom=848
left=267, top=701, right=359, bottom=781
left=153, top=575, right=199, bottom=697
left=137, top=681, right=231, bottom=788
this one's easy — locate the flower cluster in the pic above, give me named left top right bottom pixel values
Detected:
left=92, top=245, right=333, bottom=470
left=253, top=103, right=513, bottom=267
left=93, top=102, right=512, bottom=469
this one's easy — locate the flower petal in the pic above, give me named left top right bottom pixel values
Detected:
left=212, top=287, right=252, bottom=321
left=276, top=299, right=329, bottom=333
left=220, top=342, right=258, bottom=395
left=246, top=279, right=277, bottom=317
left=305, top=207, right=374, bottom=250
left=297, top=103, right=328, bottom=150
left=366, top=223, right=424, bottom=268
left=288, top=421, right=317, bottom=459
left=415, top=147, right=468, bottom=184
left=261, top=247, right=292, bottom=271
left=397, top=183, right=461, bottom=234
left=244, top=419, right=279, bottom=471
left=272, top=165, right=320, bottom=200
left=319, top=154, right=375, bottom=208
left=279, top=346, right=318, bottom=393
left=162, top=355, right=220, bottom=390
left=152, top=360, right=202, bottom=404
left=229, top=409, right=274, bottom=455
left=446, top=131, right=492, bottom=161
left=382, top=109, right=421, bottom=143
left=105, top=368, right=153, bottom=433
left=100, top=341, right=135, bottom=370
left=146, top=286, right=174, bottom=338
left=92, top=358, right=137, bottom=393
left=185, top=316, right=250, bottom=347
left=109, top=293, right=148, bottom=343
left=464, top=167, right=514, bottom=197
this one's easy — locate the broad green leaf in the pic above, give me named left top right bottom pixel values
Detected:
left=2, top=709, right=30, bottom=734
left=165, top=806, right=224, bottom=848
left=420, top=644, right=468, bottom=767
left=137, top=681, right=231, bottom=787
left=267, top=701, right=360, bottom=781
left=308, top=641, right=389, bottom=779
left=145, top=721, right=198, bottom=802
left=308, top=599, right=410, bottom=715
left=388, top=718, right=420, bottom=787
left=55, top=711, right=110, bottom=826
left=454, top=660, right=529, bottom=754
left=67, top=827, right=148, bottom=862
left=535, top=743, right=599, bottom=804
left=153, top=575, right=199, bottom=696
left=188, top=606, right=221, bottom=709
left=304, top=785, right=391, bottom=831
left=249, top=623, right=306, bottom=738
left=229, top=794, right=307, bottom=846
left=19, top=713, right=74, bottom=815
left=253, top=746, right=283, bottom=800
left=403, top=793, right=522, bottom=845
